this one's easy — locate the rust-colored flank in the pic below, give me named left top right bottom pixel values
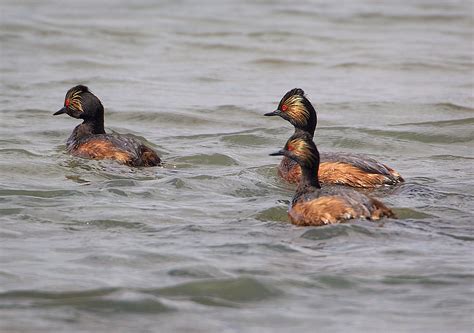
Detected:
left=278, top=157, right=402, bottom=188
left=73, top=139, right=134, bottom=165
left=289, top=196, right=395, bottom=226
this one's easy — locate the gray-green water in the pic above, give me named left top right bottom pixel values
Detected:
left=1, top=1, right=473, bottom=332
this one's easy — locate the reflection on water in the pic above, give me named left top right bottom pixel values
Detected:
left=0, top=0, right=473, bottom=332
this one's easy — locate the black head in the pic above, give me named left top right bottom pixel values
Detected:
left=264, top=88, right=317, bottom=136
left=270, top=131, right=319, bottom=170
left=53, top=85, right=104, bottom=120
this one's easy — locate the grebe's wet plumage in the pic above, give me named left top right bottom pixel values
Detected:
left=265, top=88, right=404, bottom=188
left=54, top=85, right=161, bottom=167
left=270, top=132, right=395, bottom=226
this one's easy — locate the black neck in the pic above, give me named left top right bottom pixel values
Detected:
left=67, top=117, right=105, bottom=146
left=305, top=115, right=316, bottom=138
left=83, top=115, right=105, bottom=134
left=293, top=161, right=321, bottom=206
left=296, top=143, right=321, bottom=190
left=294, top=127, right=310, bottom=138
left=298, top=162, right=321, bottom=189
left=79, top=94, right=105, bottom=135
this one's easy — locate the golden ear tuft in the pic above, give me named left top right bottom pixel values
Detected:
left=287, top=138, right=308, bottom=156
left=65, top=87, right=84, bottom=113
left=284, top=94, right=310, bottom=125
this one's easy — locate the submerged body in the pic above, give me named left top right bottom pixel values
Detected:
left=289, top=182, right=394, bottom=226
left=266, top=88, right=403, bottom=188
left=66, top=125, right=160, bottom=167
left=270, top=132, right=395, bottom=226
left=55, top=85, right=161, bottom=167
left=279, top=152, right=403, bottom=187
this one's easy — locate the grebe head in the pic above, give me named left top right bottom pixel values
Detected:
left=54, top=85, right=103, bottom=120
left=265, top=88, right=317, bottom=136
left=270, top=131, right=319, bottom=170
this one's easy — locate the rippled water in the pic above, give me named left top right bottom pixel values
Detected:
left=1, top=0, right=473, bottom=332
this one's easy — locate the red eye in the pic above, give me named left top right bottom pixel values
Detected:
left=65, top=99, right=70, bottom=107
left=287, top=144, right=294, bottom=151
left=281, top=104, right=288, bottom=112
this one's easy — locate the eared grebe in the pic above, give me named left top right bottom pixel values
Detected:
left=270, top=132, right=395, bottom=226
left=265, top=88, right=403, bottom=188
left=54, top=85, right=161, bottom=167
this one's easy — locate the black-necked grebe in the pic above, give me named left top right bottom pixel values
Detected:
left=270, top=132, right=395, bottom=226
left=265, top=88, right=403, bottom=188
left=54, top=85, right=161, bottom=167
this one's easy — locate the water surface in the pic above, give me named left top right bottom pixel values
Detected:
left=0, top=0, right=473, bottom=332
